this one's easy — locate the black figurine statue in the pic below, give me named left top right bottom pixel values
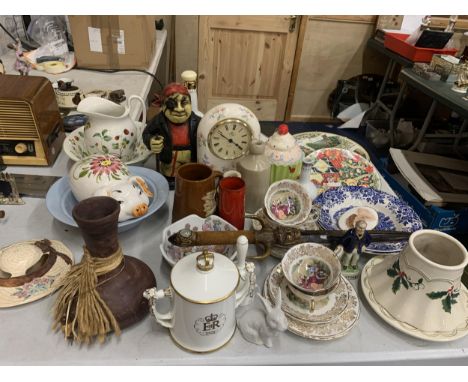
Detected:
left=142, top=83, right=201, bottom=189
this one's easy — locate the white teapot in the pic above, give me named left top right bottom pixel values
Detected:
left=144, top=236, right=256, bottom=353
left=77, top=95, right=146, bottom=162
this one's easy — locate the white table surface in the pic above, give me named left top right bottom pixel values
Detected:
left=0, top=29, right=167, bottom=121
left=1, top=148, right=468, bottom=365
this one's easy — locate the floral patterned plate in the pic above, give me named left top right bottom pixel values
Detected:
left=63, top=123, right=151, bottom=165
left=46, top=166, right=169, bottom=233
left=361, top=256, right=468, bottom=342
left=161, top=214, right=237, bottom=267
left=267, top=263, right=349, bottom=323
left=305, top=148, right=381, bottom=196
left=263, top=267, right=360, bottom=341
left=294, top=131, right=370, bottom=160
left=314, top=186, right=422, bottom=254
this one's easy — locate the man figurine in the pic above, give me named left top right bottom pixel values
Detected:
left=142, top=83, right=201, bottom=188
left=335, top=220, right=371, bottom=278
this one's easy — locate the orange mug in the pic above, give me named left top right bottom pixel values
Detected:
left=218, top=176, right=246, bottom=230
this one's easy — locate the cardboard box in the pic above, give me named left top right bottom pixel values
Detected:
left=68, top=16, right=156, bottom=69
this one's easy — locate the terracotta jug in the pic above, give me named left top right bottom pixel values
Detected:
left=172, top=163, right=222, bottom=222
left=71, top=196, right=156, bottom=329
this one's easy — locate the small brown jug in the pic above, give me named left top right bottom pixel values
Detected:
left=172, top=163, right=222, bottom=222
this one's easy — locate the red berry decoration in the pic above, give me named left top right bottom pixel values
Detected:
left=278, top=124, right=289, bottom=135
left=124, top=129, right=129, bottom=135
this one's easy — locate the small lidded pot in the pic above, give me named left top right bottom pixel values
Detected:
left=265, top=124, right=303, bottom=184
left=144, top=236, right=255, bottom=353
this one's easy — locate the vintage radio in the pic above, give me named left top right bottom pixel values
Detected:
left=0, top=75, right=65, bottom=166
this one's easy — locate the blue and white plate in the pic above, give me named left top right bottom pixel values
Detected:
left=314, top=186, right=422, bottom=254
left=46, top=166, right=169, bottom=232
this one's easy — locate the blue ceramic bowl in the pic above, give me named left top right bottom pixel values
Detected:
left=46, top=166, right=169, bottom=232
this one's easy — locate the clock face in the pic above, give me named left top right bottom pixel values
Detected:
left=208, top=118, right=252, bottom=160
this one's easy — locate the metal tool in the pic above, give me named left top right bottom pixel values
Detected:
left=168, top=214, right=412, bottom=260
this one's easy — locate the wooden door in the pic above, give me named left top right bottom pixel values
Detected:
left=198, top=16, right=300, bottom=120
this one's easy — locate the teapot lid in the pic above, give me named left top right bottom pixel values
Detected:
left=170, top=250, right=239, bottom=304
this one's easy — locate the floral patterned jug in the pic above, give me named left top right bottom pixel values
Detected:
left=77, top=95, right=146, bottom=162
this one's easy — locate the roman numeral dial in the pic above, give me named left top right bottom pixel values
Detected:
left=208, top=118, right=252, bottom=160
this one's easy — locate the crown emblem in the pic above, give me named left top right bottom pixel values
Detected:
left=205, top=313, right=218, bottom=322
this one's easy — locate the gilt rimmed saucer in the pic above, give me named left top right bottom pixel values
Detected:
left=361, top=256, right=468, bottom=342
left=263, top=266, right=360, bottom=340
left=63, top=123, right=151, bottom=165
left=267, top=263, right=349, bottom=323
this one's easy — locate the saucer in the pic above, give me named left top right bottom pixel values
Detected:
left=267, top=263, right=349, bottom=323
left=264, top=265, right=360, bottom=340
left=63, top=123, right=151, bottom=165
left=314, top=186, right=422, bottom=254
left=305, top=148, right=381, bottom=196
left=293, top=131, right=370, bottom=160
left=46, top=166, right=169, bottom=233
left=361, top=256, right=468, bottom=342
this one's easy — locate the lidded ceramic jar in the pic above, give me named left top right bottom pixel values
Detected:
left=236, top=140, right=271, bottom=213
left=144, top=236, right=255, bottom=353
left=264, top=124, right=303, bottom=184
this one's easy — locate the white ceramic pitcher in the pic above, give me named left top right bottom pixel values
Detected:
left=78, top=95, right=146, bottom=162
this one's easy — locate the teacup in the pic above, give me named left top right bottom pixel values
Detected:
left=281, top=243, right=341, bottom=296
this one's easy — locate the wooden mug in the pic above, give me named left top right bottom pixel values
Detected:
left=172, top=163, right=222, bottom=222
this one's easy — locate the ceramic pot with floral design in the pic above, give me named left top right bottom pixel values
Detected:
left=68, top=154, right=153, bottom=222
left=77, top=95, right=146, bottom=162
left=264, top=124, right=303, bottom=184
left=367, top=230, right=468, bottom=335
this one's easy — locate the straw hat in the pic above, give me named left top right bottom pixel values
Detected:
left=0, top=239, right=74, bottom=308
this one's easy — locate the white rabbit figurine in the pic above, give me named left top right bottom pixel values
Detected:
left=237, top=290, right=288, bottom=348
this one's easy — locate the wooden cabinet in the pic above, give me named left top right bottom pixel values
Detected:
left=198, top=16, right=299, bottom=120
